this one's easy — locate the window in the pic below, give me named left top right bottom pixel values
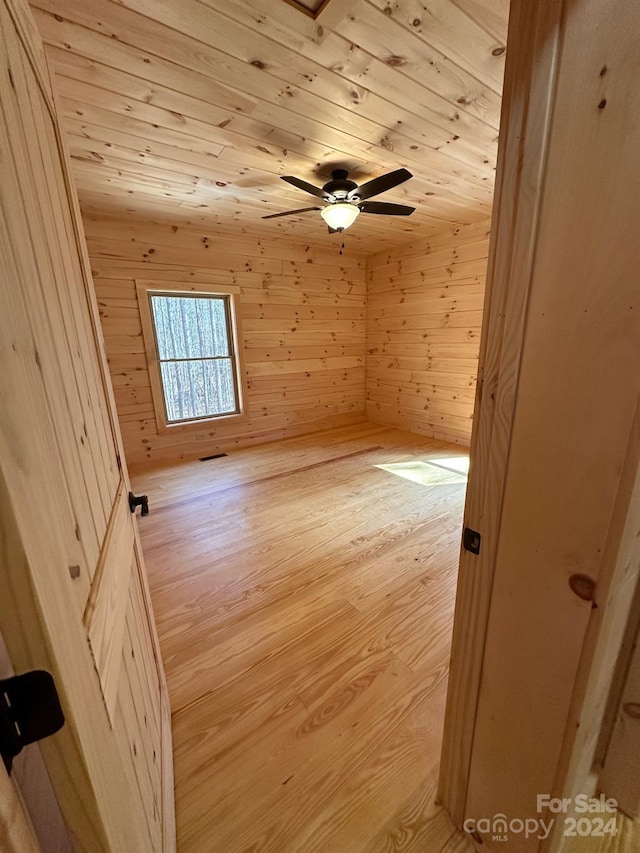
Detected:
left=137, top=282, right=243, bottom=429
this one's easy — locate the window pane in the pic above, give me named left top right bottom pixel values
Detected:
left=160, top=359, right=237, bottom=422
left=151, top=295, right=230, bottom=359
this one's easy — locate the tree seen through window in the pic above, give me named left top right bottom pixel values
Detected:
left=149, top=293, right=239, bottom=423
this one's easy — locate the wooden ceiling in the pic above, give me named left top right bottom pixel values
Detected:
left=32, top=0, right=509, bottom=254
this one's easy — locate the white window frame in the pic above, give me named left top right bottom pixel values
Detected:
left=136, top=279, right=245, bottom=433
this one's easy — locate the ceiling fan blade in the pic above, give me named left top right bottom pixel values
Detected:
left=281, top=175, right=330, bottom=200
left=262, top=206, right=321, bottom=220
left=358, top=201, right=415, bottom=216
left=349, top=168, right=413, bottom=202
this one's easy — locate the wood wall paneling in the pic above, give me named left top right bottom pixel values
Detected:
left=87, top=214, right=368, bottom=467
left=113, top=550, right=165, bottom=850
left=91, top=215, right=491, bottom=467
left=83, top=478, right=134, bottom=721
left=365, top=220, right=491, bottom=446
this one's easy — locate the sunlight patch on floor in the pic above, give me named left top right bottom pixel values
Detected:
left=375, top=457, right=468, bottom=486
left=430, top=456, right=470, bottom=475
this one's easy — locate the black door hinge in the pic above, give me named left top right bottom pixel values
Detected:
left=129, top=491, right=149, bottom=517
left=0, top=670, right=65, bottom=774
left=463, top=527, right=482, bottom=555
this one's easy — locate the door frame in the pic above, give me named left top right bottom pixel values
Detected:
left=440, top=0, right=640, bottom=846
left=439, top=0, right=566, bottom=826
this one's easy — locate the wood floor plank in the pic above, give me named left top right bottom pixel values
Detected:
left=363, top=775, right=475, bottom=853
left=285, top=685, right=451, bottom=853
left=192, top=655, right=419, bottom=852
left=134, top=423, right=475, bottom=852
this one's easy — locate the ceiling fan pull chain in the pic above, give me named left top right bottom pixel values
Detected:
left=340, top=236, right=345, bottom=256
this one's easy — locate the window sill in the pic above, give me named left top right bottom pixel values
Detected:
left=155, top=409, right=247, bottom=435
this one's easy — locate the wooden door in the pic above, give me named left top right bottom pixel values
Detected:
left=0, top=1, right=175, bottom=850
left=0, top=630, right=73, bottom=851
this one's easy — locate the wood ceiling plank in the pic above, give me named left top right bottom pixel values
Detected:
left=105, top=0, right=498, bottom=174
left=66, top=103, right=494, bottom=219
left=197, top=0, right=502, bottom=128
left=64, top=119, right=227, bottom=172
left=80, top=201, right=401, bottom=253
left=80, top=203, right=379, bottom=253
left=106, top=0, right=500, bottom=175
left=293, top=28, right=500, bottom=157
left=451, top=0, right=510, bottom=42
left=69, top=146, right=201, bottom=188
left=200, top=207, right=460, bottom=239
left=56, top=77, right=333, bottom=164
left=367, top=217, right=491, bottom=261
left=32, top=6, right=257, bottom=117
left=78, top=191, right=467, bottom=256
left=60, top=98, right=228, bottom=160
left=59, top=96, right=335, bottom=179
left=53, top=63, right=409, bottom=189
left=30, top=0, right=507, bottom=247
left=251, top=97, right=494, bottom=180
left=72, top=162, right=201, bottom=194
left=195, top=173, right=492, bottom=220
left=64, top=107, right=406, bottom=203
left=80, top=192, right=181, bottom=214
left=315, top=0, right=360, bottom=28
left=336, top=0, right=501, bottom=123
left=81, top=202, right=459, bottom=253
left=59, top=80, right=493, bottom=223
left=367, top=0, right=506, bottom=91
left=37, top=3, right=496, bottom=187
left=66, top=137, right=317, bottom=203
left=66, top=123, right=490, bottom=214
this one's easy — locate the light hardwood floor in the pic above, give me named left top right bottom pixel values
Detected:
left=132, top=422, right=477, bottom=852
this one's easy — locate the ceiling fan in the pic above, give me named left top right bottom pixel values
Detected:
left=262, top=168, right=415, bottom=232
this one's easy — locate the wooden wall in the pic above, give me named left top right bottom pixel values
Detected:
left=365, top=220, right=491, bottom=446
left=85, top=214, right=367, bottom=468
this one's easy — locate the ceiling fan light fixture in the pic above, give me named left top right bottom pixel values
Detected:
left=320, top=202, right=360, bottom=231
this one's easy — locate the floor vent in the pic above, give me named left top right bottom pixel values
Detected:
left=199, top=453, right=228, bottom=462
